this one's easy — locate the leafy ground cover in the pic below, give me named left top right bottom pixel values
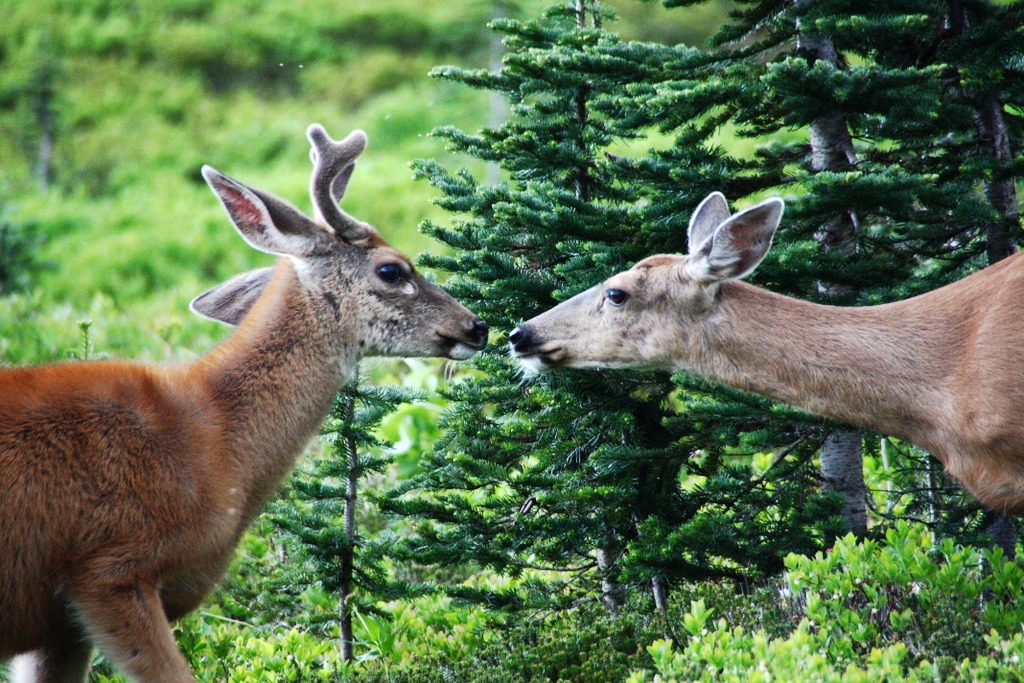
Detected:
left=77, top=523, right=1024, bottom=682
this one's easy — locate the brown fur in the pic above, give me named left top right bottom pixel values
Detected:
left=0, top=125, right=486, bottom=682
left=512, top=192, right=1024, bottom=515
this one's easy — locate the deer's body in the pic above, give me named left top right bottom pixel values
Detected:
left=511, top=192, right=1024, bottom=515
left=0, top=125, right=486, bottom=682
left=692, top=259, right=1024, bottom=511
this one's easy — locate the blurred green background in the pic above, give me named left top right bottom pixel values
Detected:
left=0, top=0, right=729, bottom=366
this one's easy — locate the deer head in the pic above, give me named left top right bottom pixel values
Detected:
left=192, top=124, right=488, bottom=362
left=509, top=192, right=783, bottom=373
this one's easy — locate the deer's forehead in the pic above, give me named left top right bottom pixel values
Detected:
left=341, top=232, right=403, bottom=260
left=364, top=231, right=390, bottom=249
left=366, top=244, right=415, bottom=270
left=607, top=255, right=684, bottom=286
left=633, top=254, right=684, bottom=270
left=317, top=236, right=415, bottom=276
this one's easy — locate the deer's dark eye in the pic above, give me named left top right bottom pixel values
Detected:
left=376, top=263, right=403, bottom=284
left=606, top=288, right=629, bottom=306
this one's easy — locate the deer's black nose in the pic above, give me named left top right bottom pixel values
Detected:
left=471, top=319, right=489, bottom=346
left=509, top=325, right=532, bottom=353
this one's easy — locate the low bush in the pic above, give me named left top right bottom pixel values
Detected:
left=78, top=523, right=1024, bottom=681
left=628, top=522, right=1024, bottom=682
left=785, top=522, right=1022, bottom=666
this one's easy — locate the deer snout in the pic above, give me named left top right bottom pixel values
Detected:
left=438, top=317, right=489, bottom=360
left=509, top=325, right=534, bottom=354
left=509, top=323, right=560, bottom=372
left=470, top=318, right=490, bottom=347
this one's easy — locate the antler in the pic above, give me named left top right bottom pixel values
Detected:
left=307, top=123, right=370, bottom=241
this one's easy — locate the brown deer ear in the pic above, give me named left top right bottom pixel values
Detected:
left=190, top=267, right=275, bottom=325
left=687, top=192, right=731, bottom=255
left=689, top=198, right=784, bottom=282
left=203, top=166, right=323, bottom=257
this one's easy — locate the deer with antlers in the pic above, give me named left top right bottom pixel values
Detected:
left=511, top=192, right=1024, bottom=515
left=0, top=124, right=487, bottom=682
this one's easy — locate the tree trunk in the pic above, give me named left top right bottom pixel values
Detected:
left=575, top=0, right=623, bottom=611
left=596, top=547, right=626, bottom=617
left=571, top=0, right=594, bottom=202
left=486, top=1, right=510, bottom=186
left=974, top=97, right=1020, bottom=553
left=951, top=0, right=1019, bottom=552
left=32, top=55, right=57, bottom=192
left=339, top=388, right=358, bottom=663
left=36, top=120, right=53, bottom=192
left=820, top=427, right=867, bottom=535
left=798, top=26, right=868, bottom=536
left=976, top=99, right=1019, bottom=263
left=652, top=576, right=669, bottom=617
left=985, top=514, right=1017, bottom=561
left=652, top=576, right=672, bottom=640
left=975, top=98, right=1020, bottom=263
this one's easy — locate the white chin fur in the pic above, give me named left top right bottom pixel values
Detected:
left=449, top=343, right=479, bottom=361
left=515, top=355, right=548, bottom=375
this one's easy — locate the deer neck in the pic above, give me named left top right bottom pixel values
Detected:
left=193, top=260, right=356, bottom=517
left=685, top=281, right=959, bottom=447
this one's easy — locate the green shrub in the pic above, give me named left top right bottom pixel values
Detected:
left=627, top=522, right=1024, bottom=682
left=784, top=521, right=1023, bottom=665
left=628, top=621, right=1024, bottom=683
left=90, top=615, right=352, bottom=683
left=336, top=602, right=654, bottom=683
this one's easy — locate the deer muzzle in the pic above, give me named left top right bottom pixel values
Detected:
left=440, top=317, right=489, bottom=360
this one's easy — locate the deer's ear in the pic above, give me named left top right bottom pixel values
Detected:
left=689, top=198, right=783, bottom=282
left=190, top=267, right=275, bottom=326
left=687, top=192, right=731, bottom=255
left=203, top=166, right=323, bottom=257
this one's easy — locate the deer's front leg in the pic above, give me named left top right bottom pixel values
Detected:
left=70, top=576, right=194, bottom=683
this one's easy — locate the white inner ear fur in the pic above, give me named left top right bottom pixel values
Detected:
left=682, top=253, right=715, bottom=283
left=289, top=255, right=315, bottom=286
left=268, top=232, right=315, bottom=257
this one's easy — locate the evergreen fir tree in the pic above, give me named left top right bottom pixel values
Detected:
left=644, top=0, right=1022, bottom=542
left=269, top=373, right=422, bottom=660
left=382, top=0, right=844, bottom=616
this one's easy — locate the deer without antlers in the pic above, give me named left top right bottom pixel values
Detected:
left=511, top=192, right=1024, bottom=515
left=0, top=124, right=487, bottom=682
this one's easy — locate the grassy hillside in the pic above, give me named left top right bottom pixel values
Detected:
left=0, top=0, right=725, bottom=366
